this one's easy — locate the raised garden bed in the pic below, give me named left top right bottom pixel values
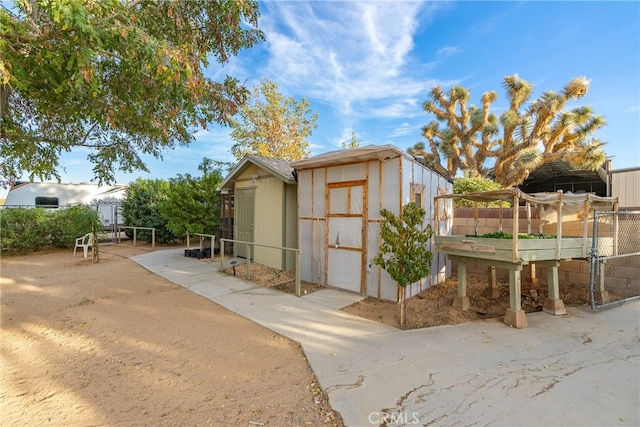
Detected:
left=435, top=235, right=594, bottom=263
left=433, top=188, right=619, bottom=329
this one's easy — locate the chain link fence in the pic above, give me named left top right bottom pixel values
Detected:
left=589, top=211, right=640, bottom=309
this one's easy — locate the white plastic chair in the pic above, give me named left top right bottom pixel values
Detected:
left=73, top=233, right=94, bottom=258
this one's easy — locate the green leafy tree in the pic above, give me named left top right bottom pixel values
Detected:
left=0, top=0, right=263, bottom=183
left=230, top=79, right=318, bottom=161
left=340, top=131, right=361, bottom=149
left=121, top=178, right=173, bottom=243
left=373, top=203, right=433, bottom=326
left=412, top=75, right=606, bottom=187
left=160, top=158, right=223, bottom=238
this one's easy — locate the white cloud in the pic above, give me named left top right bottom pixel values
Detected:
left=390, top=122, right=414, bottom=138
left=255, top=1, right=446, bottom=118
left=436, top=46, right=460, bottom=56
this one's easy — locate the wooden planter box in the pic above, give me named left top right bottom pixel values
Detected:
left=435, top=235, right=614, bottom=262
left=436, top=235, right=588, bottom=263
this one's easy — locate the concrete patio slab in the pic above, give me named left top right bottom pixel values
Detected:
left=131, top=249, right=640, bottom=427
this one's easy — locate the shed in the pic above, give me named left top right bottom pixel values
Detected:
left=219, top=155, right=298, bottom=270
left=3, top=182, right=126, bottom=227
left=610, top=166, right=640, bottom=209
left=291, top=145, right=453, bottom=302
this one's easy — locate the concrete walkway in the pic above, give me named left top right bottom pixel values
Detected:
left=132, top=249, right=640, bottom=427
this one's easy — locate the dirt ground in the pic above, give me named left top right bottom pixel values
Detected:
left=220, top=262, right=324, bottom=296
left=1, top=245, right=342, bottom=427
left=220, top=261, right=591, bottom=330
left=342, top=275, right=592, bottom=329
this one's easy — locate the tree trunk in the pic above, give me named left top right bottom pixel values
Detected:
left=91, top=227, right=100, bottom=263
left=399, top=286, right=406, bottom=326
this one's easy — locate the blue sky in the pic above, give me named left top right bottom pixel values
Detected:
left=22, top=1, right=640, bottom=191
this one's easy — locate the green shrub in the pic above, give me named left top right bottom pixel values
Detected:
left=0, top=208, right=53, bottom=254
left=49, top=205, right=101, bottom=248
left=0, top=206, right=102, bottom=254
left=453, top=177, right=508, bottom=208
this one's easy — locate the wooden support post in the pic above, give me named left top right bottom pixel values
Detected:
left=529, top=263, right=539, bottom=287
left=512, top=193, right=520, bottom=263
left=543, top=261, right=567, bottom=315
left=555, top=192, right=563, bottom=259
left=581, top=199, right=589, bottom=257
left=508, top=269, right=521, bottom=311
left=484, top=265, right=499, bottom=299
left=452, top=258, right=470, bottom=311
left=473, top=202, right=478, bottom=234
left=504, top=267, right=528, bottom=328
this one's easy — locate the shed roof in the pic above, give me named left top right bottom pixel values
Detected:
left=219, top=154, right=295, bottom=190
left=290, top=144, right=453, bottom=181
left=291, top=145, right=403, bottom=169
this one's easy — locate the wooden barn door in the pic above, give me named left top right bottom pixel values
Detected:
left=326, top=181, right=367, bottom=293
left=235, top=188, right=254, bottom=259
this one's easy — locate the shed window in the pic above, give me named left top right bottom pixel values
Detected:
left=35, top=197, right=59, bottom=208
left=410, top=183, right=425, bottom=209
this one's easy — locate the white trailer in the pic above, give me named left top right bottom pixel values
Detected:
left=3, top=182, right=127, bottom=227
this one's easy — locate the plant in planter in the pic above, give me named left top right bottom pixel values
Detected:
left=468, top=231, right=554, bottom=239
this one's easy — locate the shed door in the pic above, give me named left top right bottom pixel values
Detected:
left=326, top=181, right=367, bottom=293
left=235, top=188, right=254, bottom=258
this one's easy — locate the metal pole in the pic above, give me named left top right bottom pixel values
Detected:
left=589, top=211, right=599, bottom=310
left=295, top=250, right=301, bottom=297
left=152, top=228, right=155, bottom=248
left=220, top=240, right=225, bottom=271
left=246, top=243, right=251, bottom=280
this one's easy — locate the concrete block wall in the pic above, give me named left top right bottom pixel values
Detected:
left=449, top=257, right=591, bottom=287
left=453, top=207, right=595, bottom=237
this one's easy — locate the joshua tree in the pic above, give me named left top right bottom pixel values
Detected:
left=411, top=75, right=607, bottom=187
